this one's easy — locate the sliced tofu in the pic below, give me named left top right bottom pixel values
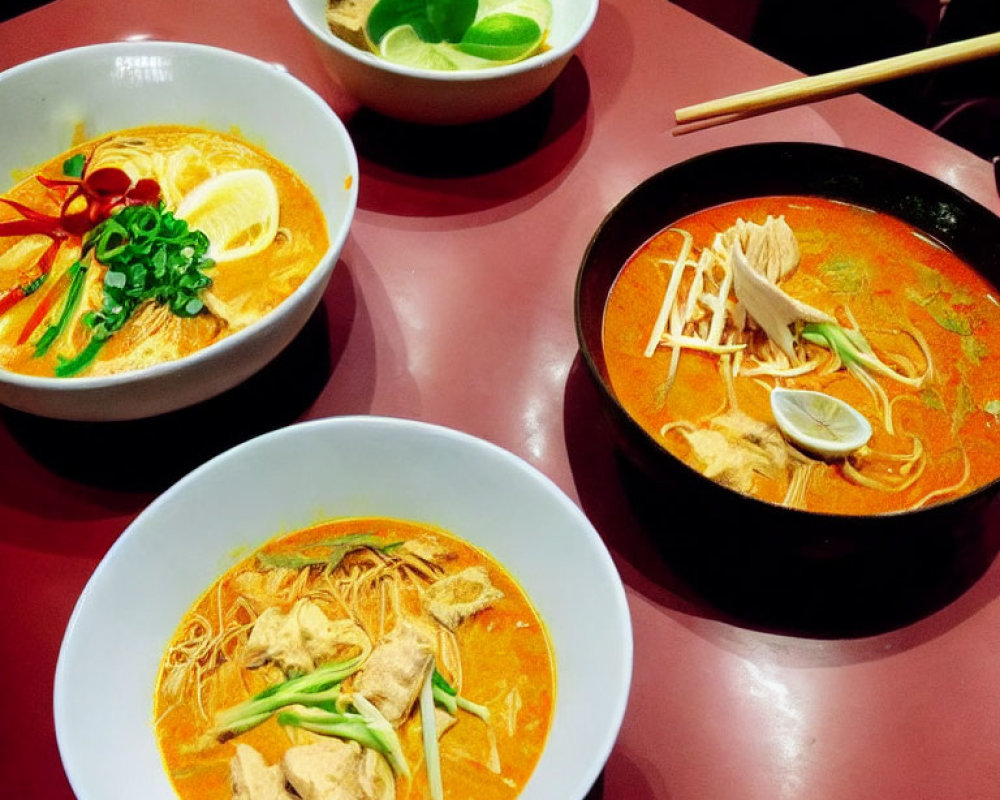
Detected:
left=244, top=598, right=370, bottom=675
left=282, top=739, right=393, bottom=800
left=353, top=622, right=433, bottom=727
left=423, top=566, right=504, bottom=630
left=230, top=744, right=295, bottom=800
left=398, top=535, right=455, bottom=565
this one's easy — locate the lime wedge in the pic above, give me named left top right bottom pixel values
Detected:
left=457, top=13, right=543, bottom=61
left=175, top=169, right=279, bottom=264
left=475, top=0, right=552, bottom=30
left=378, top=24, right=460, bottom=70
left=770, top=387, right=873, bottom=459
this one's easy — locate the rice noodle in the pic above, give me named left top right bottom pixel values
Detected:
left=911, top=448, right=971, bottom=509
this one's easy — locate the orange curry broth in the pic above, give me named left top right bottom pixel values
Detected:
left=0, top=125, right=328, bottom=378
left=603, top=196, right=1000, bottom=515
left=154, top=517, right=556, bottom=800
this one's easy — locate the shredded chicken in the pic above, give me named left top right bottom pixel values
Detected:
left=720, top=214, right=801, bottom=283
left=326, top=0, right=378, bottom=50
left=675, top=410, right=790, bottom=493
left=730, top=241, right=834, bottom=362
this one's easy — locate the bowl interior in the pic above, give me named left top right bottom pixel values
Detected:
left=54, top=416, right=633, bottom=800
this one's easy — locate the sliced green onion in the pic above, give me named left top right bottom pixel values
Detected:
left=54, top=335, right=106, bottom=377
left=34, top=261, right=87, bottom=357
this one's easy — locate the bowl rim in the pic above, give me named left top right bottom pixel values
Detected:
left=574, top=140, right=1000, bottom=523
left=54, top=414, right=634, bottom=800
left=0, top=40, right=359, bottom=393
left=286, top=0, right=599, bottom=83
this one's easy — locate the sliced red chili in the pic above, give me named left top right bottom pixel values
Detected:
left=84, top=167, right=133, bottom=198
left=0, top=287, right=26, bottom=316
left=0, top=152, right=162, bottom=322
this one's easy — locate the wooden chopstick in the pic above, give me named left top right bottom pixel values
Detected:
left=674, top=30, right=1000, bottom=126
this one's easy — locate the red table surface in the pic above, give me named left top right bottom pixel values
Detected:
left=2, top=1, right=1000, bottom=798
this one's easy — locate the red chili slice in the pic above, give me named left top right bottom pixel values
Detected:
left=0, top=153, right=163, bottom=320
left=84, top=167, right=133, bottom=198
left=0, top=287, right=26, bottom=316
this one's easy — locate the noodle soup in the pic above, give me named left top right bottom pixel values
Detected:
left=154, top=516, right=556, bottom=800
left=602, top=196, right=1000, bottom=516
left=0, top=125, right=328, bottom=378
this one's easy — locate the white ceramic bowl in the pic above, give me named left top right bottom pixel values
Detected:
left=0, top=42, right=358, bottom=420
left=287, top=0, right=598, bottom=124
left=55, top=416, right=633, bottom=799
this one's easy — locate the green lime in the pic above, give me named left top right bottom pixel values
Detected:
left=457, top=13, right=542, bottom=61
left=475, top=0, right=552, bottom=30
left=378, top=24, right=459, bottom=69
left=770, top=387, right=873, bottom=459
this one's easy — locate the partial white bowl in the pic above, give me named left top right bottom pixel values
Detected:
left=55, top=416, right=633, bottom=800
left=287, top=0, right=598, bottom=124
left=0, top=42, right=358, bottom=420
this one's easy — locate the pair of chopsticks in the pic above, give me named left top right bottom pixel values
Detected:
left=674, top=30, right=1000, bottom=133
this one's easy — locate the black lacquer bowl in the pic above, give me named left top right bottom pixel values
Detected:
left=574, top=143, right=1000, bottom=633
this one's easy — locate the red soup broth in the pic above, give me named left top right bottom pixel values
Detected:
left=602, top=196, right=1000, bottom=515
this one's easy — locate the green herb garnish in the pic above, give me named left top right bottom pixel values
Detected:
left=368, top=0, right=476, bottom=44
left=55, top=203, right=215, bottom=377
left=430, top=668, right=490, bottom=720
left=256, top=533, right=403, bottom=571
left=367, top=0, right=550, bottom=65
left=62, top=153, right=85, bottom=178
left=34, top=261, right=87, bottom=357
left=210, top=659, right=365, bottom=741
left=456, top=12, right=541, bottom=60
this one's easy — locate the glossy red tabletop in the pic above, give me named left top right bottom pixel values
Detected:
left=2, top=1, right=1000, bottom=798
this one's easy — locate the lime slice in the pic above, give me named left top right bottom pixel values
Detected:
left=475, top=0, right=551, bottom=30
left=457, top=13, right=543, bottom=61
left=175, top=169, right=280, bottom=264
left=378, top=25, right=460, bottom=70
left=461, top=0, right=551, bottom=62
left=770, top=387, right=873, bottom=459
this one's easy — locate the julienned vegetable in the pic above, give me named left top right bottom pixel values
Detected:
left=209, top=658, right=365, bottom=741
left=210, top=659, right=489, bottom=744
